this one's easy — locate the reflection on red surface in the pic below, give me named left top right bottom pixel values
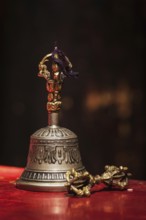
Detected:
left=0, top=166, right=146, bottom=220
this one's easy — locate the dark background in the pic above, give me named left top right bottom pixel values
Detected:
left=1, top=0, right=146, bottom=179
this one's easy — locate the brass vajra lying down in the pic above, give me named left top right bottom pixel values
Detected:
left=65, top=165, right=132, bottom=197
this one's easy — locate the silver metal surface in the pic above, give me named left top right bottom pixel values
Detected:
left=16, top=123, right=85, bottom=191
left=48, top=112, right=59, bottom=126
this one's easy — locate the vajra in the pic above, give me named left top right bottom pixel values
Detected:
left=65, top=165, right=131, bottom=197
left=38, top=46, right=78, bottom=112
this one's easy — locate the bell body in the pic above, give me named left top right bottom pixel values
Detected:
left=16, top=48, right=85, bottom=191
left=16, top=124, right=85, bottom=191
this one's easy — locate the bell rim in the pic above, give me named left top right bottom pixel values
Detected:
left=16, top=179, right=67, bottom=192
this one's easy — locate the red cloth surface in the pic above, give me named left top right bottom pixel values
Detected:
left=0, top=166, right=146, bottom=220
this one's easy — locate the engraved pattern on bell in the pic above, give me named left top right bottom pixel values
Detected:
left=16, top=126, right=85, bottom=191
left=32, top=126, right=77, bottom=139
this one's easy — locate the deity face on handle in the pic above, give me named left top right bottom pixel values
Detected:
left=52, top=63, right=59, bottom=73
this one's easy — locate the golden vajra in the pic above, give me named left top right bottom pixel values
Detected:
left=38, top=46, right=78, bottom=112
left=65, top=165, right=132, bottom=197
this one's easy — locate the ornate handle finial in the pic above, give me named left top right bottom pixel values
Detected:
left=38, top=47, right=78, bottom=113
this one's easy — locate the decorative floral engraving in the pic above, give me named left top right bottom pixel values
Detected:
left=29, top=145, right=81, bottom=165
left=32, top=127, right=76, bottom=139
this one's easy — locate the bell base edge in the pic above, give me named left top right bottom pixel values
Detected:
left=16, top=179, right=67, bottom=192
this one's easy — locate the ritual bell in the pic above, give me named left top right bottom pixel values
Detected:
left=16, top=47, right=85, bottom=191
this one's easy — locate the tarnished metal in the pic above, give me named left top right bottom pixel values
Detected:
left=16, top=47, right=85, bottom=191
left=65, top=166, right=132, bottom=197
